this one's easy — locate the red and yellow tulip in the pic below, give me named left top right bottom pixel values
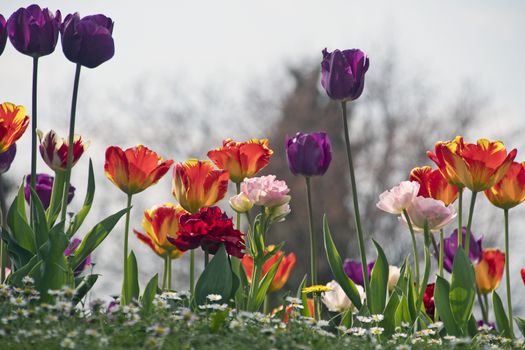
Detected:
left=0, top=102, right=30, bottom=154
left=409, top=166, right=459, bottom=206
left=38, top=129, right=89, bottom=172
left=242, top=246, right=296, bottom=292
left=521, top=268, right=525, bottom=286
left=475, top=248, right=505, bottom=294
left=104, top=145, right=173, bottom=195
left=172, top=159, right=229, bottom=213
left=428, top=136, right=517, bottom=192
left=207, top=138, right=273, bottom=183
left=484, top=162, right=525, bottom=210
left=134, top=203, right=185, bottom=259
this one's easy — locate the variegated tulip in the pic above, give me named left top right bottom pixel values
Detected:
left=484, top=162, right=525, bottom=210
left=410, top=166, right=459, bottom=206
left=38, top=129, right=89, bottom=172
left=0, top=102, right=29, bottom=154
left=475, top=249, right=505, bottom=294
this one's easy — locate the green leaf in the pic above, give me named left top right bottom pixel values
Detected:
left=449, top=248, right=476, bottom=331
left=122, top=250, right=140, bottom=304
left=341, top=308, right=353, bottom=328
left=210, top=309, right=229, bottom=333
left=297, top=275, right=311, bottom=318
left=72, top=274, right=99, bottom=305
left=253, top=254, right=283, bottom=309
left=7, top=184, right=35, bottom=253
left=142, top=274, right=159, bottom=315
left=323, top=215, right=362, bottom=309
left=45, top=170, right=66, bottom=227
left=381, top=290, right=400, bottom=337
left=67, top=160, right=95, bottom=237
left=195, top=245, right=233, bottom=305
left=30, top=187, right=49, bottom=248
left=515, top=317, right=525, bottom=337
left=369, top=240, right=389, bottom=314
left=405, top=266, right=417, bottom=323
left=493, top=291, right=512, bottom=338
left=1, top=228, right=34, bottom=269
left=232, top=257, right=249, bottom=310
left=434, top=276, right=461, bottom=336
left=70, top=208, right=129, bottom=270
left=395, top=294, right=412, bottom=326
left=7, top=255, right=40, bottom=287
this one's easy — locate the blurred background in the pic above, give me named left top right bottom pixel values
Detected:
left=1, top=0, right=524, bottom=315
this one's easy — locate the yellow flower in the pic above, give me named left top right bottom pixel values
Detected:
left=302, top=285, right=333, bottom=294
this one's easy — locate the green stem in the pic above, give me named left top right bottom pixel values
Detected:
left=248, top=261, right=260, bottom=311
left=46, top=171, right=66, bottom=225
left=263, top=295, right=269, bottom=314
left=504, top=209, right=514, bottom=337
left=483, top=293, right=490, bottom=324
left=476, top=287, right=488, bottom=324
left=168, top=256, right=172, bottom=291
left=457, top=188, right=463, bottom=246
left=236, top=182, right=241, bottom=230
left=439, top=229, right=444, bottom=277
left=29, top=57, right=39, bottom=230
left=60, top=63, right=82, bottom=224
left=341, top=101, right=370, bottom=306
left=0, top=204, right=4, bottom=282
left=190, top=250, right=195, bottom=296
left=403, top=209, right=420, bottom=289
left=464, top=191, right=477, bottom=257
left=162, top=256, right=168, bottom=290
left=305, top=177, right=319, bottom=319
left=204, top=251, right=209, bottom=267
left=121, top=193, right=132, bottom=304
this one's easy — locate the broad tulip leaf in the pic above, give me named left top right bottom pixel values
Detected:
left=254, top=254, right=283, bottom=309
left=450, top=248, right=476, bottom=331
left=297, top=275, right=311, bottom=317
left=434, top=276, right=461, bottom=336
left=341, top=308, right=353, bottom=328
left=7, top=185, right=35, bottom=253
left=142, top=274, right=158, bottom=315
left=493, top=291, right=512, bottom=338
left=395, top=294, right=412, bottom=326
left=70, top=208, right=129, bottom=270
left=231, top=257, right=247, bottom=310
left=381, top=290, right=400, bottom=336
left=369, top=240, right=389, bottom=314
left=73, top=274, right=99, bottom=305
left=122, top=250, right=140, bottom=304
left=195, top=245, right=233, bottom=305
left=323, top=215, right=362, bottom=309
left=45, top=170, right=66, bottom=228
left=515, top=317, right=525, bottom=337
left=30, top=187, right=49, bottom=248
left=67, top=159, right=95, bottom=237
left=1, top=228, right=34, bottom=269
left=416, top=246, right=431, bottom=316
left=7, top=255, right=39, bottom=287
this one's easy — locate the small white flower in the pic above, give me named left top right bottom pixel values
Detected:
left=396, top=345, right=411, bottom=350
left=348, top=327, right=367, bottom=337
left=207, top=294, right=222, bottom=302
left=316, top=320, right=330, bottom=328
left=371, top=314, right=384, bottom=322
left=10, top=296, right=26, bottom=307
left=356, top=315, right=373, bottom=323
left=285, top=297, right=302, bottom=304
left=85, top=329, right=99, bottom=337
left=161, top=292, right=181, bottom=300
left=427, top=321, right=443, bottom=329
left=147, top=324, right=170, bottom=337
left=369, top=327, right=384, bottom=335
left=22, top=276, right=34, bottom=285
left=99, top=337, right=109, bottom=346
left=392, top=332, right=408, bottom=339
left=60, top=338, right=76, bottom=349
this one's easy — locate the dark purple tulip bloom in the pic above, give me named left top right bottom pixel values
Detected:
left=61, top=13, right=114, bottom=68
left=7, top=5, right=61, bottom=57
left=285, top=132, right=332, bottom=177
left=0, top=143, right=16, bottom=174
left=321, top=48, right=369, bottom=101
left=64, top=238, right=91, bottom=276
left=24, top=173, right=75, bottom=210
left=0, top=14, right=7, bottom=56
left=343, top=259, right=375, bottom=286
left=440, top=227, right=483, bottom=273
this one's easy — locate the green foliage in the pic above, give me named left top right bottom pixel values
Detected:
left=323, top=215, right=363, bottom=310
left=194, top=245, right=235, bottom=306
left=434, top=276, right=461, bottom=336
left=369, top=240, right=388, bottom=314
left=67, top=159, right=96, bottom=237
left=122, top=251, right=140, bottom=305
left=141, top=274, right=159, bottom=315
left=493, top=291, right=511, bottom=338
left=449, top=248, right=476, bottom=332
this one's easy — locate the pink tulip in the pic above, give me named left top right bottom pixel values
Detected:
left=401, top=196, right=456, bottom=232
left=376, top=181, right=420, bottom=214
left=240, top=175, right=290, bottom=208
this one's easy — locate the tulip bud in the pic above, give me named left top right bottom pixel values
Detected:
left=24, top=173, right=75, bottom=210
left=0, top=15, right=7, bottom=56
left=475, top=249, right=505, bottom=294
left=387, top=266, right=401, bottom=292
left=229, top=193, right=253, bottom=213
left=265, top=202, right=291, bottom=223
left=322, top=280, right=364, bottom=312
left=285, top=132, right=332, bottom=177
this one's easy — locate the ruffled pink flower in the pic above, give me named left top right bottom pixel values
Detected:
left=401, top=196, right=456, bottom=232
left=240, top=175, right=290, bottom=208
left=376, top=181, right=420, bottom=214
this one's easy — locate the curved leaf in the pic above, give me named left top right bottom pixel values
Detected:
left=450, top=248, right=476, bottom=331
left=370, top=240, right=389, bottom=314
left=67, top=159, right=95, bottom=237
left=122, top=250, right=140, bottom=304
left=434, top=276, right=461, bottom=336
left=195, top=245, right=233, bottom=305
left=493, top=291, right=512, bottom=338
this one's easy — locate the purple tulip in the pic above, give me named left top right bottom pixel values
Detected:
left=321, top=48, right=369, bottom=101
left=440, top=227, right=483, bottom=273
left=0, top=14, right=7, bottom=56
left=7, top=5, right=61, bottom=57
left=64, top=238, right=91, bottom=276
left=24, top=173, right=75, bottom=210
left=0, top=143, right=16, bottom=174
left=61, top=13, right=114, bottom=68
left=343, top=259, right=375, bottom=286
left=285, top=132, right=332, bottom=177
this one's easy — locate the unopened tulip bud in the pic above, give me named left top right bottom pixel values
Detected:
left=265, top=202, right=291, bottom=223
left=229, top=193, right=253, bottom=213
left=388, top=266, right=400, bottom=292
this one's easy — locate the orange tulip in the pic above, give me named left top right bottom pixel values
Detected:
left=409, top=166, right=459, bottom=206
left=475, top=248, right=505, bottom=294
left=275, top=298, right=314, bottom=323
left=104, top=145, right=173, bottom=195
left=207, top=138, right=273, bottom=183
left=484, top=162, right=525, bottom=210
left=172, top=159, right=229, bottom=213
left=428, top=136, right=516, bottom=192
left=134, top=203, right=185, bottom=259
left=242, top=246, right=296, bottom=292
left=0, top=102, right=30, bottom=154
